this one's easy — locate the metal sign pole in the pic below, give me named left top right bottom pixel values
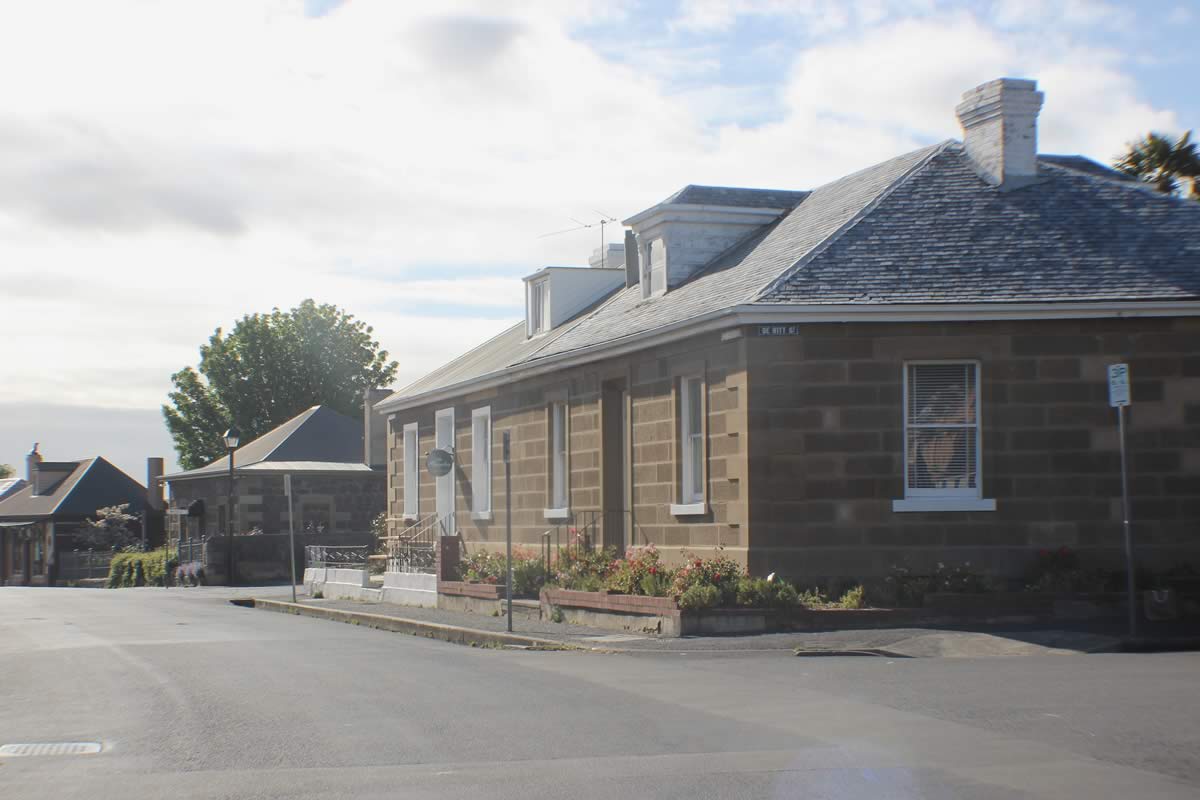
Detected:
left=285, top=474, right=297, bottom=603
left=1118, top=404, right=1136, bottom=638
left=504, top=431, right=512, bottom=633
left=1108, top=363, right=1136, bottom=638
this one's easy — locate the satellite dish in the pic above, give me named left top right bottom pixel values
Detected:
left=426, top=449, right=454, bottom=477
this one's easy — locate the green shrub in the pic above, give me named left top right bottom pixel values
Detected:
left=838, top=585, right=867, bottom=609
left=678, top=584, right=720, bottom=610
left=107, top=549, right=175, bottom=588
left=671, top=553, right=744, bottom=606
left=798, top=587, right=829, bottom=608
left=735, top=576, right=802, bottom=608
left=773, top=581, right=800, bottom=608
left=460, top=548, right=546, bottom=596
left=549, top=546, right=617, bottom=592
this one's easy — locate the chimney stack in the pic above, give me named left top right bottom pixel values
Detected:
left=26, top=443, right=42, bottom=486
left=146, top=457, right=165, bottom=511
left=955, top=78, right=1044, bottom=189
left=363, top=388, right=392, bottom=468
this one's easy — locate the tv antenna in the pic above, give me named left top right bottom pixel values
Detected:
left=538, top=211, right=620, bottom=268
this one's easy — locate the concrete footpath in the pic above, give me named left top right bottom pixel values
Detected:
left=243, top=592, right=1175, bottom=657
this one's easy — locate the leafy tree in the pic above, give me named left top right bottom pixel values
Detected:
left=0, top=464, right=14, bottom=479
left=163, top=300, right=398, bottom=469
left=1114, top=131, right=1200, bottom=199
left=77, top=503, right=140, bottom=550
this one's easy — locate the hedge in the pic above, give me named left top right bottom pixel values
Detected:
left=107, top=548, right=176, bottom=588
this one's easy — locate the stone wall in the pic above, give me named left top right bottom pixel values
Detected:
left=166, top=471, right=385, bottom=542
left=746, top=316, right=1200, bottom=581
left=387, top=329, right=750, bottom=566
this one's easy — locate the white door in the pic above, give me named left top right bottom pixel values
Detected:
left=435, top=408, right=455, bottom=536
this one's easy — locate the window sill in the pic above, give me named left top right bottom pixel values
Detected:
left=543, top=508, right=570, bottom=521
left=892, top=497, right=996, bottom=513
left=402, top=514, right=418, bottom=523
left=669, top=502, right=708, bottom=517
left=471, top=511, right=492, bottom=522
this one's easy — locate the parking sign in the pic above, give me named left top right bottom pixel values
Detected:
left=1108, top=363, right=1130, bottom=407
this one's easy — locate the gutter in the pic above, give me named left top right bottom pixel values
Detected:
left=375, top=299, right=1200, bottom=415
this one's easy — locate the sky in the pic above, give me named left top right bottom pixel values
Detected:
left=0, top=0, right=1196, bottom=481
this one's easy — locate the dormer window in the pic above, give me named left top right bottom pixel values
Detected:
left=641, top=238, right=665, bottom=298
left=527, top=278, right=548, bottom=336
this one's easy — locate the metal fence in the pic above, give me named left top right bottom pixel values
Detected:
left=385, top=514, right=438, bottom=574
left=177, top=538, right=207, bottom=566
left=304, top=545, right=370, bottom=569
left=57, top=548, right=117, bottom=581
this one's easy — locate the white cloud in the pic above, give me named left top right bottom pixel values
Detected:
left=0, top=0, right=1185, bottom=471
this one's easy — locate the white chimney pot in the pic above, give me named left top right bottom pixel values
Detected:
left=955, top=77, right=1044, bottom=189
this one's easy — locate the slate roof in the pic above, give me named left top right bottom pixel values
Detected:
left=0, top=458, right=147, bottom=520
left=760, top=145, right=1200, bottom=304
left=380, top=140, right=1200, bottom=408
left=661, top=185, right=811, bottom=209
left=163, top=405, right=369, bottom=480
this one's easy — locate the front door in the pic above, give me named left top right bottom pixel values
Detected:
left=435, top=407, right=456, bottom=536
left=601, top=381, right=630, bottom=551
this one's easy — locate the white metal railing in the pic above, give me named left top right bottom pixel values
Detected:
left=304, top=545, right=369, bottom=569
left=385, top=514, right=440, bottom=574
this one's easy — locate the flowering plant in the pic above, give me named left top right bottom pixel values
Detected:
left=603, top=545, right=676, bottom=596
left=460, top=548, right=546, bottom=596
left=670, top=552, right=745, bottom=605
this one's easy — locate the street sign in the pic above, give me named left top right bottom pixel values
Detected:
left=426, top=448, right=454, bottom=477
left=283, top=474, right=292, bottom=497
left=1108, top=363, right=1131, bottom=407
left=167, top=508, right=190, bottom=516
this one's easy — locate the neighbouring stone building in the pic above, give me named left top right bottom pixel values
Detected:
left=0, top=445, right=158, bottom=585
left=374, top=77, right=1200, bottom=584
left=162, top=404, right=387, bottom=547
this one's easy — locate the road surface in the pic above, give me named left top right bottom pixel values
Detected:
left=2, top=587, right=1197, bottom=799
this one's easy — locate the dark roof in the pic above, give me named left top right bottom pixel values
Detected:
left=163, top=406, right=367, bottom=480
left=0, top=478, right=27, bottom=502
left=381, top=139, right=1200, bottom=408
left=759, top=146, right=1200, bottom=304
left=0, top=458, right=146, bottom=520
left=662, top=184, right=811, bottom=209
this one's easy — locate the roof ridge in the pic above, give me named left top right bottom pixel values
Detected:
left=257, top=405, right=323, bottom=464
left=753, top=140, right=953, bottom=302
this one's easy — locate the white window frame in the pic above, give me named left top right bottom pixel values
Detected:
left=527, top=278, right=549, bottom=337
left=402, top=422, right=419, bottom=521
left=435, top=407, right=457, bottom=535
left=641, top=238, right=665, bottom=298
left=893, top=360, right=995, bottom=513
left=471, top=406, right=492, bottom=519
left=545, top=401, right=569, bottom=520
left=671, top=375, right=707, bottom=516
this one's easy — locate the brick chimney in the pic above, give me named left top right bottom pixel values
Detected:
left=956, top=78, right=1044, bottom=189
left=146, top=457, right=165, bottom=511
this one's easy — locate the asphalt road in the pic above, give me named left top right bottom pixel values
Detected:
left=2, top=587, right=1198, bottom=799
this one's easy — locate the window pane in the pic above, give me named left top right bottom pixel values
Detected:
left=689, top=432, right=703, bottom=500
left=552, top=403, right=567, bottom=508
left=404, top=428, right=417, bottom=516
left=906, top=363, right=979, bottom=492
left=473, top=413, right=490, bottom=513
left=687, top=379, right=702, bottom=436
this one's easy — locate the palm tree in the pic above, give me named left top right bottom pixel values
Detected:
left=1114, top=131, right=1200, bottom=199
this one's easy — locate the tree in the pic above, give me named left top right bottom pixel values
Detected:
left=77, top=503, right=140, bottom=550
left=163, top=300, right=398, bottom=469
left=1114, top=131, right=1200, bottom=199
left=0, top=464, right=14, bottom=479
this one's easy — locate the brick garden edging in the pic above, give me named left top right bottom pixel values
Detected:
left=439, top=580, right=507, bottom=600
left=537, top=587, right=1131, bottom=637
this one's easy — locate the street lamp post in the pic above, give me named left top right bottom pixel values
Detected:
left=223, top=426, right=241, bottom=586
